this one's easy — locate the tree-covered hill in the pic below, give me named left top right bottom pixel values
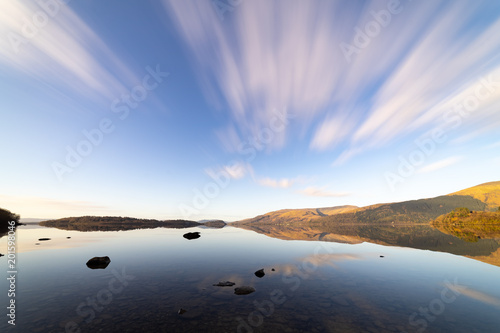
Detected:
left=40, top=216, right=200, bottom=231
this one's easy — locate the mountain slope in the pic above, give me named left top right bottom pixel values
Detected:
left=449, top=181, right=500, bottom=211
left=236, top=181, right=498, bottom=226
left=235, top=205, right=358, bottom=225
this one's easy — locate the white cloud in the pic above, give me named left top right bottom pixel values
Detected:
left=417, top=156, right=463, bottom=174
left=310, top=113, right=357, bottom=151
left=298, top=187, right=350, bottom=197
left=205, top=161, right=253, bottom=181
left=258, top=177, right=295, bottom=188
left=164, top=0, right=500, bottom=160
left=0, top=1, right=141, bottom=107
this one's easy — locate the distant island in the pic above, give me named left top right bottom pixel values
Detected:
left=39, top=216, right=226, bottom=231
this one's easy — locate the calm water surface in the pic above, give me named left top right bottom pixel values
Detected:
left=1, top=224, right=500, bottom=332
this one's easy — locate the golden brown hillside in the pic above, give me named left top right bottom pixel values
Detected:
left=237, top=181, right=500, bottom=226
left=235, top=205, right=358, bottom=225
left=449, top=181, right=500, bottom=211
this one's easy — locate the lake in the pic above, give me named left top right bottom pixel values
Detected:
left=1, top=223, right=500, bottom=332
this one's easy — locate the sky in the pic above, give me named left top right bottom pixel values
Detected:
left=1, top=0, right=500, bottom=221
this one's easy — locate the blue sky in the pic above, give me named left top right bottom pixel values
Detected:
left=1, top=0, right=500, bottom=221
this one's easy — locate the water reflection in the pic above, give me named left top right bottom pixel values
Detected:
left=237, top=223, right=500, bottom=267
left=1, top=225, right=499, bottom=332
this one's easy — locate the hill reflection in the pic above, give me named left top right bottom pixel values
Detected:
left=236, top=223, right=500, bottom=266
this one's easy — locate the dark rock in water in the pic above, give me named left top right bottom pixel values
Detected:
left=235, top=286, right=255, bottom=295
left=213, top=281, right=236, bottom=287
left=66, top=237, right=71, bottom=239
left=86, top=256, right=111, bottom=269
left=178, top=308, right=187, bottom=315
left=183, top=232, right=201, bottom=240
left=380, top=255, right=385, bottom=258
left=271, top=268, right=275, bottom=272
left=254, top=269, right=265, bottom=278
left=0, top=253, right=4, bottom=257
left=38, top=238, right=51, bottom=241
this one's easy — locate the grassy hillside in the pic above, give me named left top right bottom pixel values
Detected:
left=317, top=195, right=487, bottom=225
left=449, top=181, right=500, bottom=211
left=237, top=181, right=500, bottom=226
left=235, top=205, right=358, bottom=225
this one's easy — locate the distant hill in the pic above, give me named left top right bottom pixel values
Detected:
left=235, top=205, right=358, bottom=225
left=236, top=181, right=499, bottom=226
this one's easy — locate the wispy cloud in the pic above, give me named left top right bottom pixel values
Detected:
left=298, top=187, right=350, bottom=198
left=205, top=161, right=253, bottom=180
left=163, top=0, right=500, bottom=161
left=417, top=156, right=463, bottom=174
left=483, top=141, right=500, bottom=150
left=258, top=177, right=295, bottom=188
left=0, top=1, right=141, bottom=107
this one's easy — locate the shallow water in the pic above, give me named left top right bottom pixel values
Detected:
left=1, top=224, right=500, bottom=332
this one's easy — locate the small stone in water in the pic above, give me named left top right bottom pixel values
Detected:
left=235, top=286, right=255, bottom=295
left=213, top=281, right=236, bottom=287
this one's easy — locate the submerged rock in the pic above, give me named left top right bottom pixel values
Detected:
left=183, top=232, right=201, bottom=240
left=254, top=269, right=265, bottom=278
left=234, top=286, right=255, bottom=295
left=86, top=256, right=111, bottom=269
left=213, top=281, right=236, bottom=287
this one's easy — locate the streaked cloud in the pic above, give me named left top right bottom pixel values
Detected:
left=0, top=1, right=141, bottom=108
left=483, top=141, right=500, bottom=150
left=258, top=177, right=295, bottom=188
left=205, top=161, right=253, bottom=181
left=163, top=0, right=500, bottom=163
left=298, top=186, right=350, bottom=198
left=310, top=113, right=357, bottom=151
left=417, top=156, right=463, bottom=174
